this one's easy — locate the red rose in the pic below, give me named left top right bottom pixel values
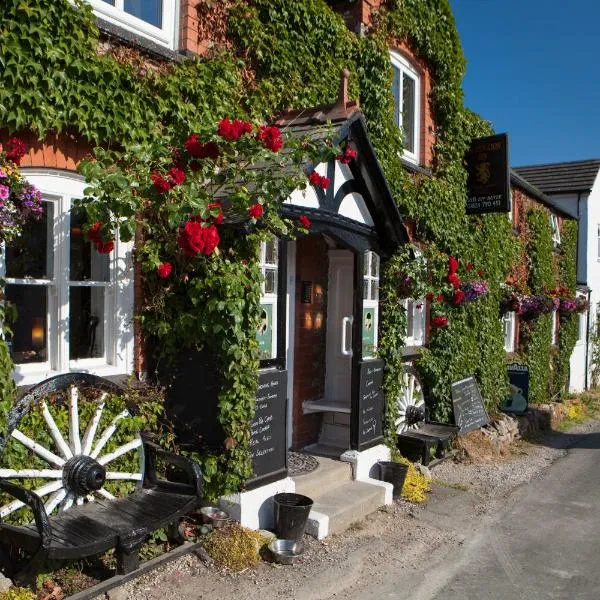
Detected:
left=448, top=273, right=461, bottom=289
left=448, top=256, right=459, bottom=275
left=453, top=290, right=466, bottom=305
left=320, top=177, right=331, bottom=190
left=208, top=201, right=224, bottom=225
left=178, top=220, right=205, bottom=256
left=426, top=292, right=434, bottom=302
left=88, top=221, right=102, bottom=243
left=248, top=203, right=263, bottom=219
left=477, top=268, right=484, bottom=277
left=466, top=263, right=474, bottom=271
left=95, top=240, right=114, bottom=254
left=308, top=171, right=329, bottom=190
left=337, top=146, right=358, bottom=164
left=217, top=118, right=253, bottom=140
left=157, top=262, right=172, bottom=279
left=257, top=125, right=283, bottom=152
left=5, top=137, right=28, bottom=165
left=432, top=315, right=449, bottom=327
left=202, top=224, right=220, bottom=255
left=299, top=215, right=311, bottom=229
left=437, top=293, right=445, bottom=302
left=189, top=159, right=201, bottom=172
left=168, top=166, right=186, bottom=186
left=185, top=134, right=220, bottom=159
left=171, top=148, right=184, bottom=169
left=151, top=170, right=171, bottom=194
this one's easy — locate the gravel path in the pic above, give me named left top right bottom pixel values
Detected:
left=102, top=419, right=598, bottom=600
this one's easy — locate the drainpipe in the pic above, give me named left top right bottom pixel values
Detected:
left=585, top=286, right=592, bottom=390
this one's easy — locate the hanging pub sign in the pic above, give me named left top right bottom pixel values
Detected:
left=465, top=133, right=510, bottom=214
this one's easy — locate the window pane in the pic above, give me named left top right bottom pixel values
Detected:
left=264, top=240, right=278, bottom=265
left=264, top=269, right=277, bottom=295
left=5, top=284, right=48, bottom=364
left=363, top=280, right=370, bottom=300
left=413, top=302, right=424, bottom=343
left=124, top=0, right=162, bottom=27
left=257, top=303, right=274, bottom=359
left=5, top=202, right=53, bottom=280
left=402, top=74, right=416, bottom=153
left=407, top=301, right=414, bottom=339
left=371, top=279, right=379, bottom=301
left=69, top=287, right=105, bottom=359
left=370, top=253, right=380, bottom=278
left=101, top=0, right=116, bottom=4
left=392, top=66, right=401, bottom=128
left=70, top=208, right=110, bottom=282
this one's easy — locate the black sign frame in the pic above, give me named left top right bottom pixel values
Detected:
left=451, top=376, right=491, bottom=434
left=245, top=368, right=288, bottom=490
left=351, top=359, right=386, bottom=451
left=465, top=133, right=510, bottom=214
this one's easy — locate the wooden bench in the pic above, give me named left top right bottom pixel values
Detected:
left=0, top=373, right=203, bottom=588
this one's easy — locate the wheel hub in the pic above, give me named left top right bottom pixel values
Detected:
left=405, top=404, right=426, bottom=426
left=62, top=455, right=106, bottom=495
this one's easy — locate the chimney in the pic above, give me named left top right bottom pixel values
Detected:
left=337, top=68, right=350, bottom=109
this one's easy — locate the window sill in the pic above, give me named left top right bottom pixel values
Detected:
left=13, top=364, right=131, bottom=388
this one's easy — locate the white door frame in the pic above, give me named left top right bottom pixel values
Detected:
left=285, top=241, right=296, bottom=449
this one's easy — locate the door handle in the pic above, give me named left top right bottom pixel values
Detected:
left=341, top=316, right=353, bottom=357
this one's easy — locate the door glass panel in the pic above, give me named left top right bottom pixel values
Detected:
left=5, top=284, right=48, bottom=364
left=124, top=0, right=162, bottom=27
left=264, top=269, right=277, bottom=295
left=69, top=287, right=105, bottom=359
left=370, top=253, right=380, bottom=278
left=362, top=306, right=376, bottom=358
left=264, top=240, right=278, bottom=265
left=5, top=202, right=53, bottom=280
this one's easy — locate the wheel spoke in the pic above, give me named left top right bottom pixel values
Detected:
left=11, top=430, right=65, bottom=467
left=96, top=488, right=116, bottom=501
left=41, top=401, right=73, bottom=460
left=97, top=438, right=142, bottom=466
left=45, top=489, right=67, bottom=515
left=69, top=386, right=82, bottom=455
left=0, top=481, right=63, bottom=518
left=60, top=493, right=74, bottom=512
left=0, top=469, right=62, bottom=479
left=90, top=409, right=129, bottom=459
left=105, top=471, right=143, bottom=481
left=81, top=395, right=107, bottom=456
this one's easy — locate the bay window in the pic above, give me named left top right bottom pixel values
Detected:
left=2, top=171, right=134, bottom=386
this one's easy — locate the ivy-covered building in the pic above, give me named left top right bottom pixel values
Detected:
left=0, top=0, right=583, bottom=533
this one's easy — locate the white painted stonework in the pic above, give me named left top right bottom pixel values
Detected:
left=341, top=444, right=394, bottom=505
left=220, top=476, right=295, bottom=530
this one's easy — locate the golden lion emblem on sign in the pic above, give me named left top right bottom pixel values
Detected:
left=476, top=161, right=491, bottom=184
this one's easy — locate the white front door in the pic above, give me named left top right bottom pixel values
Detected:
left=324, top=249, right=355, bottom=407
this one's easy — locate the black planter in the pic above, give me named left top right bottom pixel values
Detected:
left=273, top=493, right=313, bottom=541
left=377, top=461, right=409, bottom=499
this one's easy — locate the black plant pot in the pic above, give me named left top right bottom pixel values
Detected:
left=377, top=461, right=409, bottom=499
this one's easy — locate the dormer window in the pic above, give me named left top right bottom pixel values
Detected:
left=391, top=51, right=421, bottom=164
left=89, top=0, right=178, bottom=50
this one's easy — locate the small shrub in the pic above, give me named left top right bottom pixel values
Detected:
left=202, top=523, right=268, bottom=572
left=0, top=588, right=37, bottom=600
left=391, top=453, right=431, bottom=503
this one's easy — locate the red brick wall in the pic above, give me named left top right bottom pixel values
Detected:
left=292, top=236, right=329, bottom=449
left=179, top=0, right=232, bottom=56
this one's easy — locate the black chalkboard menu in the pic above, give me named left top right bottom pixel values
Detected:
left=451, top=376, right=490, bottom=434
left=355, top=359, right=385, bottom=451
left=246, top=368, right=288, bottom=490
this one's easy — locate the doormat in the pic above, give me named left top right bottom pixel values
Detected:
left=288, top=452, right=319, bottom=476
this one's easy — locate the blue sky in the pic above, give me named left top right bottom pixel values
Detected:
left=449, top=0, right=600, bottom=166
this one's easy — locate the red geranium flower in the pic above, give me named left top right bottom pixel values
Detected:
left=157, top=262, right=172, bottom=279
left=448, top=256, right=459, bottom=275
left=257, top=125, right=283, bottom=152
left=432, top=315, right=449, bottom=327
left=299, top=215, right=311, bottom=229
left=151, top=170, right=171, bottom=194
left=448, top=273, right=461, bottom=289
left=168, top=166, right=186, bottom=186
left=453, top=290, right=466, bottom=305
left=5, top=137, right=28, bottom=165
left=248, top=203, right=263, bottom=219
left=88, top=221, right=102, bottom=243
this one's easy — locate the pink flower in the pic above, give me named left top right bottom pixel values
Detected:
left=157, top=262, right=172, bottom=279
left=248, top=203, right=263, bottom=219
left=0, top=185, right=9, bottom=201
left=5, top=137, right=27, bottom=165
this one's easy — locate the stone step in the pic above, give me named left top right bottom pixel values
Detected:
left=293, top=456, right=352, bottom=500
left=301, top=442, right=349, bottom=459
left=306, top=480, right=386, bottom=539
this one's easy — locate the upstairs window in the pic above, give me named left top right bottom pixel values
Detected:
left=89, top=0, right=178, bottom=50
left=405, top=299, right=426, bottom=347
left=502, top=312, right=516, bottom=353
left=549, top=214, right=561, bottom=247
left=257, top=239, right=279, bottom=361
left=391, top=52, right=421, bottom=164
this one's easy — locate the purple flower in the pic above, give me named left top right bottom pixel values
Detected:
left=0, top=185, right=9, bottom=201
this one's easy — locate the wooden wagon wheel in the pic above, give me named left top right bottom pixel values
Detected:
left=0, top=373, right=144, bottom=522
left=395, top=364, right=426, bottom=434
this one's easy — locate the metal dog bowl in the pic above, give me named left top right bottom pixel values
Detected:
left=268, top=539, right=304, bottom=565
left=199, top=506, right=230, bottom=528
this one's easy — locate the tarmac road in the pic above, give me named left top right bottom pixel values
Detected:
left=370, top=427, right=600, bottom=600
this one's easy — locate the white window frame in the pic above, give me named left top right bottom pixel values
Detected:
left=405, top=299, right=426, bottom=347
left=2, top=169, right=134, bottom=386
left=390, top=51, right=421, bottom=164
left=552, top=311, right=559, bottom=346
left=597, top=223, right=600, bottom=261
left=258, top=240, right=278, bottom=361
left=549, top=214, right=561, bottom=247
left=577, top=310, right=586, bottom=344
left=363, top=251, right=380, bottom=358
left=508, top=189, right=513, bottom=226
left=87, top=0, right=179, bottom=50
left=502, top=311, right=516, bottom=353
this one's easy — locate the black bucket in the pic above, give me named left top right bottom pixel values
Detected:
left=377, top=461, right=409, bottom=499
left=273, top=493, right=313, bottom=541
